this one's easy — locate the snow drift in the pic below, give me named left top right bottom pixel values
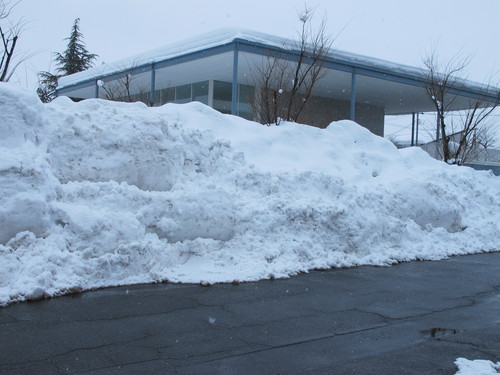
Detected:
left=0, top=83, right=498, bottom=306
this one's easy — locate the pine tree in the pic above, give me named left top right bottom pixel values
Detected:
left=54, top=18, right=97, bottom=75
left=37, top=18, right=97, bottom=102
left=36, top=71, right=59, bottom=103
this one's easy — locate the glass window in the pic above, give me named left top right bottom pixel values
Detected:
left=154, top=90, right=161, bottom=105
left=237, top=84, right=255, bottom=119
left=159, top=87, right=175, bottom=105
left=192, top=81, right=209, bottom=104
left=213, top=81, right=232, bottom=114
left=237, top=104, right=254, bottom=120
left=128, top=92, right=149, bottom=105
left=213, top=81, right=232, bottom=101
left=237, top=84, right=255, bottom=120
left=238, top=84, right=254, bottom=104
left=175, top=84, right=191, bottom=103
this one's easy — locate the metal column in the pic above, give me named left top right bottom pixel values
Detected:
left=350, top=72, right=356, bottom=121
left=149, top=64, right=156, bottom=106
left=411, top=112, right=416, bottom=146
left=95, top=80, right=100, bottom=98
left=208, top=80, right=214, bottom=108
left=416, top=113, right=420, bottom=145
left=231, top=43, right=239, bottom=115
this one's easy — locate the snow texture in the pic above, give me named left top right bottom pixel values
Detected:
left=0, top=83, right=499, bottom=305
left=454, top=358, right=500, bottom=375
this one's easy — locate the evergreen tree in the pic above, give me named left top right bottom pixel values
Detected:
left=36, top=71, right=59, bottom=103
left=55, top=18, right=98, bottom=75
left=37, top=18, right=97, bottom=102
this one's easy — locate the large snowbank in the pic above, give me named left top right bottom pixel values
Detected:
left=0, top=83, right=498, bottom=306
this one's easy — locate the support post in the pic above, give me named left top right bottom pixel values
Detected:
left=411, top=112, right=416, bottom=146
left=350, top=72, right=356, bottom=121
left=208, top=80, right=214, bottom=108
left=95, top=80, right=99, bottom=98
left=416, top=113, right=420, bottom=145
left=149, top=64, right=156, bottom=107
left=231, top=43, right=239, bottom=116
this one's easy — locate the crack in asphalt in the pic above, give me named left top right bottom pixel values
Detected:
left=448, top=287, right=500, bottom=303
left=71, top=357, right=174, bottom=375
left=158, top=339, right=270, bottom=364
left=0, top=333, right=154, bottom=367
left=179, top=323, right=393, bottom=365
left=354, top=297, right=479, bottom=322
left=0, top=302, right=200, bottom=328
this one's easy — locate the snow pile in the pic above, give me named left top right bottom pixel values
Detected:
left=0, top=83, right=499, bottom=305
left=455, top=358, right=500, bottom=375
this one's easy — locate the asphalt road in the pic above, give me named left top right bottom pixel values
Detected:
left=1, top=252, right=499, bottom=375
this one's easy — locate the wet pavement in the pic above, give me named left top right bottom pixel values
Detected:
left=1, top=252, right=499, bottom=374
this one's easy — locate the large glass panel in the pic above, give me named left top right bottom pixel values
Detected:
left=131, top=92, right=149, bottom=105
left=175, top=84, right=191, bottom=104
left=158, top=87, right=175, bottom=105
left=213, top=81, right=232, bottom=114
left=192, top=81, right=209, bottom=105
left=238, top=84, right=254, bottom=104
left=238, top=84, right=255, bottom=120
left=213, top=81, right=232, bottom=101
left=154, top=90, right=161, bottom=105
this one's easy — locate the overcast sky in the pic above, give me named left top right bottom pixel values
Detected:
left=8, top=0, right=500, bottom=90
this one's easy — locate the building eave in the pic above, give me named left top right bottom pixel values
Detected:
left=56, top=28, right=500, bottom=108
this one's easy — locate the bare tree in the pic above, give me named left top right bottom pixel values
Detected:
left=101, top=73, right=135, bottom=102
left=0, top=0, right=23, bottom=82
left=252, top=57, right=289, bottom=124
left=100, top=68, right=151, bottom=106
left=252, top=7, right=332, bottom=125
left=475, top=121, right=496, bottom=149
left=422, top=49, right=500, bottom=164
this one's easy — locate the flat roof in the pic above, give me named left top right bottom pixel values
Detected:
left=57, top=28, right=499, bottom=115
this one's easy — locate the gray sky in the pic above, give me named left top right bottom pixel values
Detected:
left=8, top=0, right=500, bottom=90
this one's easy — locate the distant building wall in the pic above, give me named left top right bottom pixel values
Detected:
left=472, top=148, right=500, bottom=164
left=420, top=132, right=464, bottom=160
left=420, top=134, right=500, bottom=172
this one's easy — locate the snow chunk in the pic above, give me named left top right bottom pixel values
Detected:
left=454, top=358, right=500, bottom=375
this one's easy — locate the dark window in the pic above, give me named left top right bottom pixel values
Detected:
left=238, top=84, right=254, bottom=104
left=192, top=81, right=209, bottom=104
left=159, top=87, right=175, bottom=105
left=213, top=81, right=232, bottom=114
left=213, top=81, right=232, bottom=101
left=175, top=84, right=191, bottom=103
left=237, top=84, right=255, bottom=120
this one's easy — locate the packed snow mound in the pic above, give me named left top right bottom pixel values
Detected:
left=0, top=83, right=499, bottom=306
left=454, top=358, right=500, bottom=375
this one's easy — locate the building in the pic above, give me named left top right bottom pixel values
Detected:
left=420, top=133, right=500, bottom=175
left=56, top=29, right=499, bottom=137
